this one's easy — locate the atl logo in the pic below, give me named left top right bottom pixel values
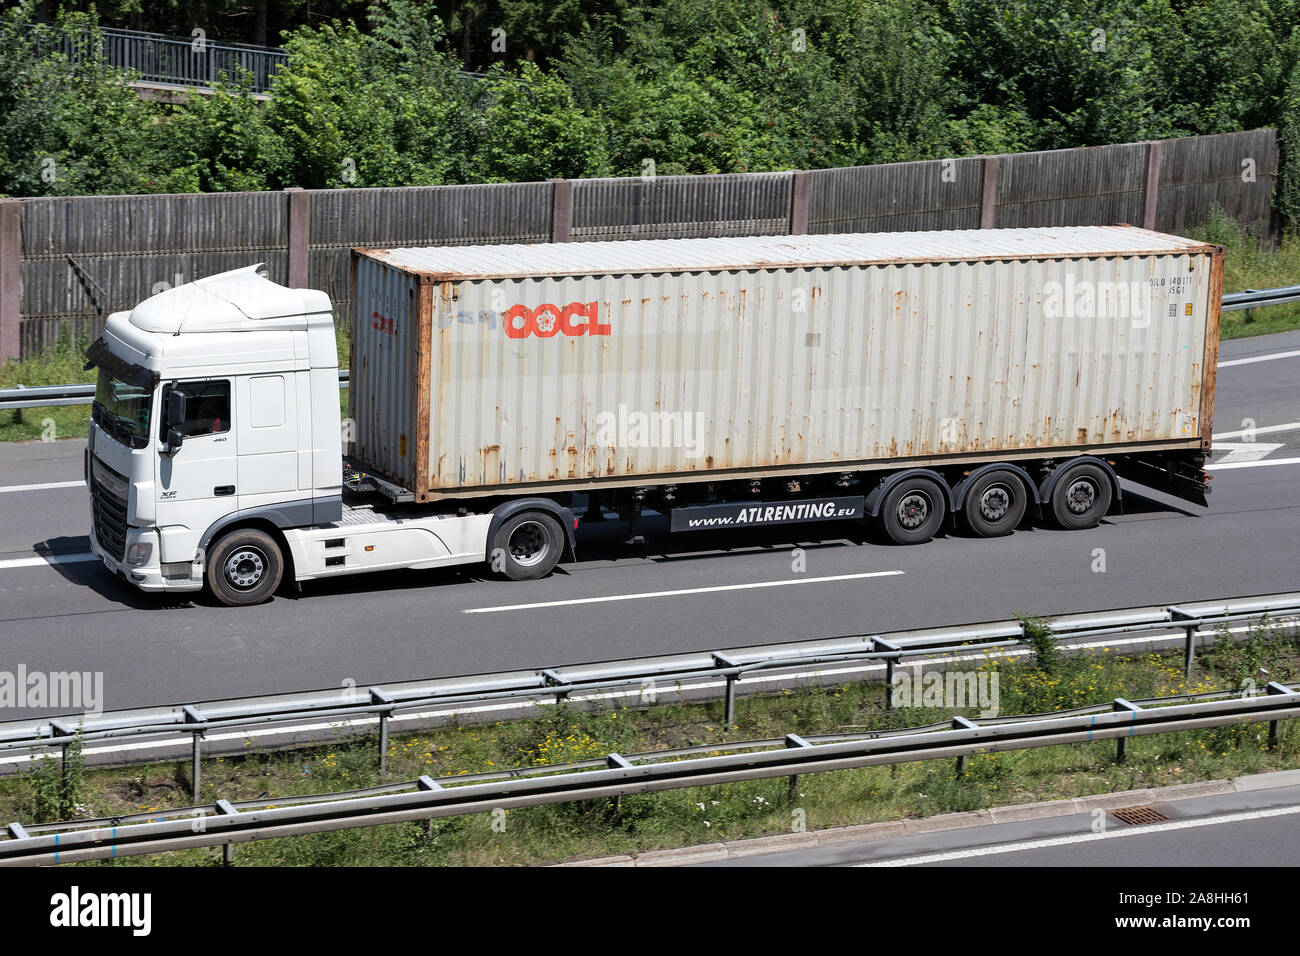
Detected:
left=504, top=302, right=610, bottom=339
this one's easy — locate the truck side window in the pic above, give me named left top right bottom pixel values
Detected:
left=163, top=380, right=231, bottom=439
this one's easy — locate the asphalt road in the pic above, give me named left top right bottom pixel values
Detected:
left=0, top=330, right=1297, bottom=715
left=698, top=779, right=1300, bottom=867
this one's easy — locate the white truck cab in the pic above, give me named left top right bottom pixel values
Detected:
left=85, top=265, right=541, bottom=606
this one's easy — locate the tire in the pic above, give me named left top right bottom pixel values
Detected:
left=877, top=476, right=946, bottom=545
left=1049, top=461, right=1113, bottom=530
left=206, top=528, right=284, bottom=606
left=961, top=469, right=1028, bottom=537
left=491, top=511, right=565, bottom=580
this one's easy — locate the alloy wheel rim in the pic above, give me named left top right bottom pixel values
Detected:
left=897, top=492, right=931, bottom=530
left=509, top=521, right=550, bottom=567
left=1065, top=478, right=1098, bottom=515
left=980, top=484, right=1012, bottom=521
left=225, top=547, right=266, bottom=589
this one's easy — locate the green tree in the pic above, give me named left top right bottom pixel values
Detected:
left=265, top=3, right=473, bottom=187
left=436, top=0, right=633, bottom=69
left=0, top=5, right=164, bottom=196
left=41, top=0, right=372, bottom=46
left=468, top=61, right=610, bottom=180
left=146, top=73, right=290, bottom=193
left=945, top=0, right=1179, bottom=149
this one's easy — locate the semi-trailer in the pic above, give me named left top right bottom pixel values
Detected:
left=84, top=226, right=1222, bottom=605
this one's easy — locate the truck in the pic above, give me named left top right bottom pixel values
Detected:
left=84, top=226, right=1222, bottom=606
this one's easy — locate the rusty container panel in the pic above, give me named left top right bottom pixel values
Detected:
left=349, top=255, right=422, bottom=489
left=351, top=227, right=1220, bottom=498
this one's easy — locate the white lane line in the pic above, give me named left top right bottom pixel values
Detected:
left=463, top=570, right=905, bottom=614
left=857, top=804, right=1300, bottom=867
left=0, top=553, right=98, bottom=571
left=0, top=480, right=84, bottom=494
left=1212, top=421, right=1300, bottom=440
left=1208, top=442, right=1284, bottom=465
left=1206, top=456, right=1300, bottom=471
left=1217, top=348, right=1300, bottom=368
left=0, top=621, right=1263, bottom=769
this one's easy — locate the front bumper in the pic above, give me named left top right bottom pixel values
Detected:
left=89, top=525, right=203, bottom=593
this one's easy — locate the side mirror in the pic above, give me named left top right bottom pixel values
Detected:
left=165, top=388, right=187, bottom=453
left=166, top=388, right=187, bottom=428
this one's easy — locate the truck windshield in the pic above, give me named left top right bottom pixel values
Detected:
left=92, top=369, right=153, bottom=448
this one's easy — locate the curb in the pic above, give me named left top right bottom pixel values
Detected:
left=1233, top=767, right=1300, bottom=791
left=554, top=771, right=1300, bottom=867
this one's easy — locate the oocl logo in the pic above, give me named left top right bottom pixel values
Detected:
left=504, top=301, right=610, bottom=339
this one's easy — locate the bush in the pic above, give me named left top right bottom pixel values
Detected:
left=24, top=732, right=86, bottom=823
left=1016, top=613, right=1062, bottom=675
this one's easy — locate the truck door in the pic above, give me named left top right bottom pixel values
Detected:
left=234, top=373, right=300, bottom=511
left=155, top=379, right=239, bottom=563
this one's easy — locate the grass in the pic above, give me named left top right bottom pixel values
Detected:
left=0, top=328, right=96, bottom=443
left=4, top=618, right=1295, bottom=867
left=1191, top=208, right=1300, bottom=339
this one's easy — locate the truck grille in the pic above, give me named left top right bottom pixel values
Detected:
left=91, top=465, right=129, bottom=561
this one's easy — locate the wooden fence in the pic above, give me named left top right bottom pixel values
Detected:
left=0, top=128, right=1278, bottom=361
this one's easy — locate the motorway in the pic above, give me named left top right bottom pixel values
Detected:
left=0, top=330, right=1298, bottom=716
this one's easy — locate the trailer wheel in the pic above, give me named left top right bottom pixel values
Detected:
left=492, top=511, right=565, bottom=580
left=206, top=528, right=284, bottom=606
left=878, top=477, right=946, bottom=544
left=1049, top=461, right=1113, bottom=530
left=962, top=470, right=1027, bottom=537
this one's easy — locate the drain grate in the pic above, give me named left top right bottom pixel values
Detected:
left=1111, top=806, right=1168, bottom=826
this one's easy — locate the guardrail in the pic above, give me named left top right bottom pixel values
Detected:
left=4, top=281, right=1294, bottom=411
left=0, top=371, right=350, bottom=411
left=1, top=592, right=1296, bottom=801
left=2, top=681, right=1296, bottom=866
left=1220, top=285, right=1300, bottom=311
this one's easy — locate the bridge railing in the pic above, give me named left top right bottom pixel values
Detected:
left=24, top=22, right=287, bottom=93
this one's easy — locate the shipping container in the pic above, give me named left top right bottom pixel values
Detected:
left=350, top=227, right=1222, bottom=503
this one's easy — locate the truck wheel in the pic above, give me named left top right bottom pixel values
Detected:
left=1050, top=461, right=1113, bottom=530
left=206, top=528, right=284, bottom=606
left=878, top=477, right=946, bottom=544
left=962, top=470, right=1027, bottom=537
left=492, top=511, right=565, bottom=580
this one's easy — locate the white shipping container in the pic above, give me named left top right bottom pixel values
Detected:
left=349, top=227, right=1223, bottom=501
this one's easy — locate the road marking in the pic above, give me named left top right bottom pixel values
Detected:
left=1212, top=421, right=1300, bottom=440
left=857, top=804, right=1300, bottom=866
left=463, top=570, right=906, bottom=614
left=0, top=480, right=84, bottom=494
left=1206, top=456, right=1300, bottom=471
left=1208, top=442, right=1284, bottom=465
left=0, top=553, right=98, bottom=571
left=1217, top=348, right=1300, bottom=368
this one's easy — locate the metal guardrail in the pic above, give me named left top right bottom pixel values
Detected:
left=3, top=282, right=1293, bottom=411
left=1, top=681, right=1296, bottom=866
left=1, top=592, right=1295, bottom=798
left=1220, top=285, right=1300, bottom=311
left=0, top=371, right=350, bottom=411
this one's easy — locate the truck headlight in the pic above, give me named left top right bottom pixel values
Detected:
left=126, top=542, right=153, bottom=567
